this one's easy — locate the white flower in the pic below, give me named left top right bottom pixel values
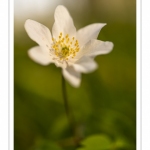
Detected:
left=25, top=5, right=114, bottom=87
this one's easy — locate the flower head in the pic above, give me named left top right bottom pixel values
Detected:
left=25, top=5, right=114, bottom=87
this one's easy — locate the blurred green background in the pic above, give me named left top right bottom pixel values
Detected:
left=14, top=0, right=136, bottom=150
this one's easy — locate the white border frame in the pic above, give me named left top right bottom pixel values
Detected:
left=142, top=0, right=150, bottom=149
left=0, top=0, right=9, bottom=149
left=137, top=0, right=141, bottom=149
left=0, top=0, right=14, bottom=149
left=9, top=0, right=14, bottom=150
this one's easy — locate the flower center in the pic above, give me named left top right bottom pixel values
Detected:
left=52, top=32, right=80, bottom=60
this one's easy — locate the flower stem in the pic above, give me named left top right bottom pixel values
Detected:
left=61, top=74, right=75, bottom=134
left=61, top=74, right=83, bottom=147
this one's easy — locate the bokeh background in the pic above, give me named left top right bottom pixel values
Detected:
left=14, top=0, right=136, bottom=150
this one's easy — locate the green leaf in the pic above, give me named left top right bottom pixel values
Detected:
left=77, top=134, right=112, bottom=150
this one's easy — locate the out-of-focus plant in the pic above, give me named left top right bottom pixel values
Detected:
left=15, top=1, right=136, bottom=150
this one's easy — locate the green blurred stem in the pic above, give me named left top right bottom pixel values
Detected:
left=62, top=75, right=82, bottom=147
left=61, top=74, right=75, bottom=131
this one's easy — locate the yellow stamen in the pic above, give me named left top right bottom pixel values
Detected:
left=51, top=32, right=80, bottom=61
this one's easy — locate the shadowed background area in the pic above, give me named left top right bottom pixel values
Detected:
left=14, top=0, right=136, bottom=150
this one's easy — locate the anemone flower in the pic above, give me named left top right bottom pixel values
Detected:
left=25, top=5, right=113, bottom=87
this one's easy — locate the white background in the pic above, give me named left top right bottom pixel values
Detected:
left=0, top=0, right=149, bottom=149
left=0, top=0, right=9, bottom=149
left=141, top=0, right=150, bottom=150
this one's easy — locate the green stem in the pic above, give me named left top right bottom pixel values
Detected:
left=61, top=74, right=83, bottom=147
left=61, top=74, right=75, bottom=135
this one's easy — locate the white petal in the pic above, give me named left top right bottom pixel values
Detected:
left=77, top=23, right=106, bottom=47
left=73, top=56, right=98, bottom=73
left=62, top=67, right=81, bottom=88
left=28, top=46, right=52, bottom=65
left=52, top=5, right=76, bottom=39
left=54, top=60, right=67, bottom=69
left=76, top=39, right=113, bottom=58
left=25, top=19, right=52, bottom=50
